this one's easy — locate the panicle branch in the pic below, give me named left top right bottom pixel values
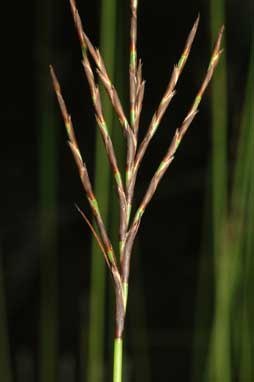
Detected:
left=125, top=0, right=140, bottom=192
left=121, top=25, right=224, bottom=281
left=69, top=0, right=138, bottom=247
left=129, top=0, right=138, bottom=129
left=81, top=57, right=128, bottom=244
left=133, top=60, right=145, bottom=135
left=124, top=16, right=200, bottom=229
left=70, top=0, right=132, bottom=139
left=49, top=65, right=119, bottom=273
left=70, top=0, right=131, bottom=248
left=134, top=16, right=200, bottom=176
left=76, top=204, right=111, bottom=269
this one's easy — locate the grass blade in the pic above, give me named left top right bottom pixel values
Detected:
left=232, top=39, right=254, bottom=381
left=205, top=0, right=229, bottom=380
left=36, top=0, right=59, bottom=381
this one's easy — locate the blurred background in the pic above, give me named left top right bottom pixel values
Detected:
left=1, top=0, right=253, bottom=381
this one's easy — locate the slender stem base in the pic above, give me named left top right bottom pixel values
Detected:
left=113, top=337, right=123, bottom=382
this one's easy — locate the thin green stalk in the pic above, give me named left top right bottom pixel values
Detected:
left=113, top=338, right=123, bottom=382
left=38, top=94, right=58, bottom=382
left=86, top=0, right=117, bottom=381
left=231, top=40, right=254, bottom=214
left=206, top=22, right=253, bottom=382
left=192, top=175, right=214, bottom=382
left=234, top=40, right=254, bottom=381
left=37, top=0, right=58, bottom=381
left=210, top=0, right=227, bottom=256
left=240, top=161, right=254, bottom=382
left=207, top=0, right=228, bottom=380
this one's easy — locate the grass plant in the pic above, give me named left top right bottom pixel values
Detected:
left=231, top=41, right=254, bottom=381
left=193, top=21, right=253, bottom=381
left=50, top=1, right=223, bottom=380
left=207, top=42, right=254, bottom=382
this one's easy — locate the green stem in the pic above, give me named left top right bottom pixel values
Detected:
left=207, top=0, right=229, bottom=380
left=36, top=0, right=58, bottom=381
left=113, top=338, right=123, bottom=382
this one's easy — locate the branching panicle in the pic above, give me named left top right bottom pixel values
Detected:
left=50, top=0, right=223, bottom=361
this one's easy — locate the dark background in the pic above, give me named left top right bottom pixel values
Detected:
left=1, top=0, right=253, bottom=381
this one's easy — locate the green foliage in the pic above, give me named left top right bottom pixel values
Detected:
left=194, top=23, right=254, bottom=382
left=231, top=41, right=254, bottom=381
left=37, top=0, right=59, bottom=381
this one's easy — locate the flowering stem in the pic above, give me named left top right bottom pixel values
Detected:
left=113, top=338, right=123, bottom=382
